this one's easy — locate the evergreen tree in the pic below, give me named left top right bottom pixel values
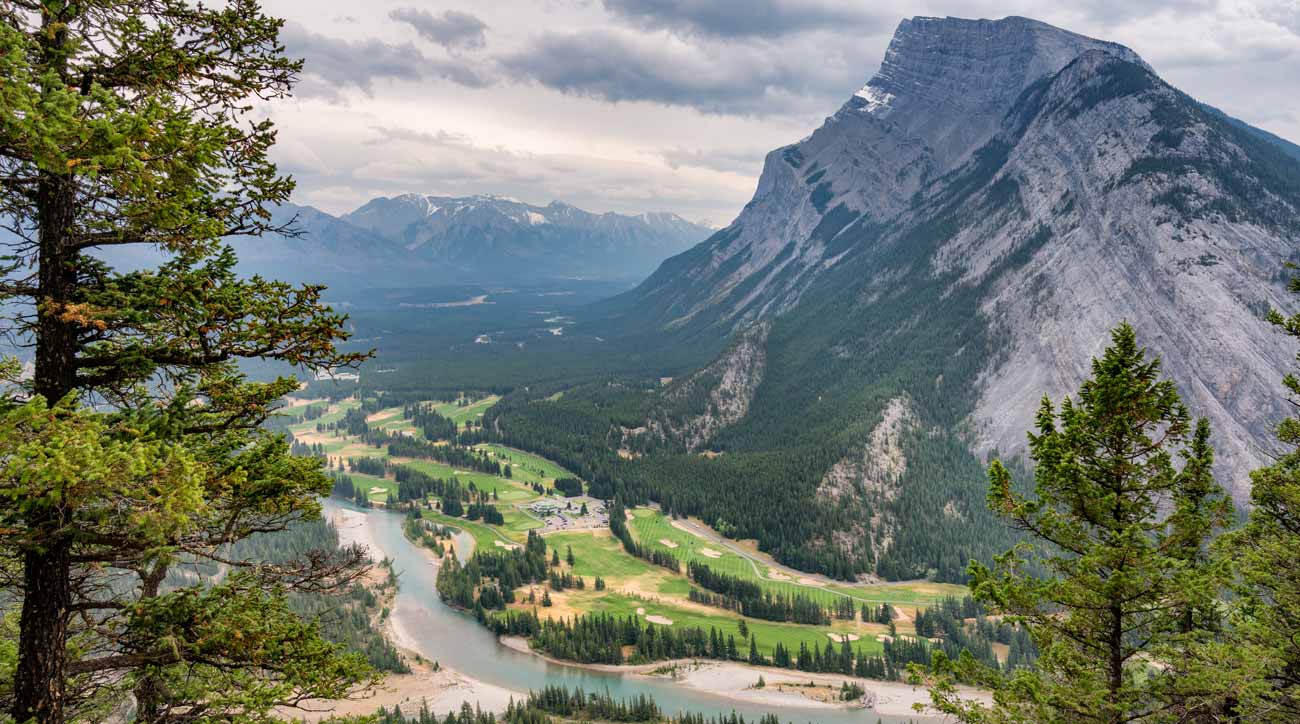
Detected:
left=923, top=324, right=1231, bottom=723
left=0, top=2, right=371, bottom=721
left=1225, top=274, right=1300, bottom=720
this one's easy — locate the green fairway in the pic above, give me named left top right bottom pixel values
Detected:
left=546, top=531, right=659, bottom=580
left=342, top=470, right=394, bottom=502
left=571, top=592, right=886, bottom=662
left=628, top=508, right=965, bottom=610
left=368, top=406, right=420, bottom=435
left=421, top=508, right=515, bottom=551
left=281, top=400, right=328, bottom=421
left=628, top=510, right=841, bottom=607
left=434, top=395, right=500, bottom=427
left=501, top=507, right=544, bottom=537
left=398, top=460, right=537, bottom=501
left=304, top=399, right=360, bottom=429
left=476, top=444, right=575, bottom=484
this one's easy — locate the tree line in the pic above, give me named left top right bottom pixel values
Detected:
left=685, top=562, right=832, bottom=626
left=367, top=685, right=789, bottom=724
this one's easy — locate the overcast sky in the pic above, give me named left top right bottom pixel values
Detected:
left=259, top=0, right=1300, bottom=226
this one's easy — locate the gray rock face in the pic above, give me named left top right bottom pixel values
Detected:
left=862, top=16, right=1146, bottom=172
left=646, top=321, right=771, bottom=452
left=616, top=15, right=1300, bottom=503
left=963, top=50, right=1297, bottom=498
left=623, top=16, right=1154, bottom=333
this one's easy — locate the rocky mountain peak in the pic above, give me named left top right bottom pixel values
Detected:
left=610, top=16, right=1156, bottom=338
left=852, top=15, right=1147, bottom=171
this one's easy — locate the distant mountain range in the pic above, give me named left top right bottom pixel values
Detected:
left=231, top=195, right=712, bottom=288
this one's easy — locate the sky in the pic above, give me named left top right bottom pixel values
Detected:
left=259, top=0, right=1300, bottom=227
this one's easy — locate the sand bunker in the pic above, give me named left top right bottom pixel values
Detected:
left=659, top=539, right=679, bottom=549
left=669, top=519, right=703, bottom=538
left=767, top=570, right=792, bottom=581
left=368, top=487, right=386, bottom=495
left=876, top=634, right=894, bottom=643
left=827, top=633, right=861, bottom=642
left=700, top=548, right=723, bottom=558
left=493, top=540, right=521, bottom=550
left=645, top=615, right=674, bottom=625
left=636, top=607, right=647, bottom=615
left=797, top=577, right=819, bottom=585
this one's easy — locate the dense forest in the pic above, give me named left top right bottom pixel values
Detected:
left=366, top=685, right=789, bottom=724
left=475, top=364, right=1017, bottom=582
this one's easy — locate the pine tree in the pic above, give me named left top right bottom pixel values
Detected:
left=0, top=2, right=370, bottom=721
left=1225, top=273, right=1300, bottom=719
left=923, top=324, right=1231, bottom=723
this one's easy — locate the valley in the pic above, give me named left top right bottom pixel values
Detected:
left=7, top=2, right=1300, bottom=723
left=281, top=394, right=1006, bottom=719
left=258, top=14, right=1300, bottom=722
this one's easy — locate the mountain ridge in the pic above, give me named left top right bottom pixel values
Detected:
left=340, top=193, right=711, bottom=281
left=504, top=15, right=1300, bottom=580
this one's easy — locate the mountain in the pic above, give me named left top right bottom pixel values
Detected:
left=1200, top=103, right=1300, bottom=164
left=87, top=201, right=426, bottom=290
left=94, top=197, right=711, bottom=290
left=515, top=16, right=1300, bottom=580
left=232, top=202, right=415, bottom=286
left=342, top=194, right=712, bottom=280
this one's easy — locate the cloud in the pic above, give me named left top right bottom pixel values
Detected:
left=601, top=0, right=887, bottom=38
left=364, top=126, right=475, bottom=147
left=659, top=146, right=766, bottom=175
left=281, top=21, right=490, bottom=99
left=261, top=1, right=1300, bottom=228
left=390, top=8, right=489, bottom=51
left=279, top=118, right=755, bottom=225
left=499, top=28, right=865, bottom=115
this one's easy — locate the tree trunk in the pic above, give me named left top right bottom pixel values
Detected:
left=132, top=562, right=169, bottom=723
left=12, top=109, right=80, bottom=723
left=12, top=536, right=72, bottom=724
left=1109, top=599, right=1124, bottom=724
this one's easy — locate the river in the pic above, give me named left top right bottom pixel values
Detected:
left=330, top=499, right=927, bottom=723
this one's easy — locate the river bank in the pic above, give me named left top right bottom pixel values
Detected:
left=498, top=636, right=973, bottom=716
left=288, top=507, right=521, bottom=721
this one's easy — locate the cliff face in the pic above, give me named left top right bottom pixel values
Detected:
left=962, top=50, right=1297, bottom=495
left=604, top=15, right=1300, bottom=511
left=610, top=18, right=1153, bottom=332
